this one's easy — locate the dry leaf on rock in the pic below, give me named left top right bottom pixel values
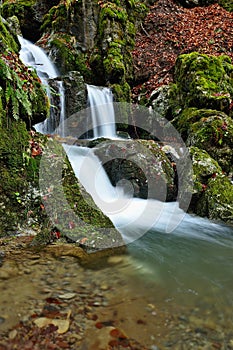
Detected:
left=33, top=310, right=71, bottom=334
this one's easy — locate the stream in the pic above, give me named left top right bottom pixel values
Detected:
left=2, top=36, right=231, bottom=349
left=0, top=231, right=232, bottom=349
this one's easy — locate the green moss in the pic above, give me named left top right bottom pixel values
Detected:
left=1, top=0, right=36, bottom=19
left=0, top=54, right=49, bottom=125
left=0, top=118, right=29, bottom=233
left=41, top=4, right=69, bottom=33
left=189, top=146, right=233, bottom=223
left=197, top=175, right=233, bottom=222
left=173, top=109, right=233, bottom=174
left=219, top=0, right=233, bottom=12
left=111, top=82, right=131, bottom=101
left=91, top=0, right=147, bottom=93
left=0, top=17, right=19, bottom=53
left=1, top=0, right=41, bottom=40
left=170, top=52, right=233, bottom=114
left=39, top=33, right=92, bottom=79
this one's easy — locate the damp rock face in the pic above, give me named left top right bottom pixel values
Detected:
left=92, top=139, right=177, bottom=202
left=150, top=52, right=233, bottom=224
left=169, top=52, right=233, bottom=114
left=0, top=17, right=49, bottom=236
left=189, top=147, right=233, bottom=222
left=1, top=0, right=60, bottom=41
left=173, top=108, right=233, bottom=175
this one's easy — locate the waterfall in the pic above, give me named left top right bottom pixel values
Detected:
left=62, top=144, right=233, bottom=245
left=87, top=84, right=116, bottom=138
left=18, top=36, right=65, bottom=135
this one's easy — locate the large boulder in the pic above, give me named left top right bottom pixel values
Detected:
left=169, top=52, right=233, bottom=116
left=189, top=147, right=233, bottom=223
left=173, top=108, right=233, bottom=174
left=92, top=139, right=177, bottom=202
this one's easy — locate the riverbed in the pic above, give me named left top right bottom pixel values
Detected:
left=0, top=231, right=232, bottom=350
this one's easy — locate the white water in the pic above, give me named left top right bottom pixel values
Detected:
left=62, top=143, right=233, bottom=317
left=87, top=84, right=116, bottom=138
left=62, top=144, right=233, bottom=246
left=18, top=36, right=66, bottom=135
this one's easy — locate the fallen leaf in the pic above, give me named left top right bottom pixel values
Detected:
left=33, top=310, right=71, bottom=334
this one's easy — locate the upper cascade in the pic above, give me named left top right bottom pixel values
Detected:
left=18, top=36, right=58, bottom=80
left=18, top=36, right=65, bottom=135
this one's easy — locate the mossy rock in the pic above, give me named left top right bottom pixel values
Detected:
left=1, top=0, right=60, bottom=41
left=218, top=0, right=233, bottom=12
left=90, top=0, right=147, bottom=91
left=189, top=146, right=233, bottom=223
left=1, top=0, right=40, bottom=41
left=170, top=52, right=233, bottom=114
left=92, top=139, right=176, bottom=201
left=0, top=19, right=49, bottom=236
left=0, top=16, right=19, bottom=52
left=188, top=113, right=233, bottom=174
left=173, top=108, right=233, bottom=174
left=38, top=33, right=92, bottom=79
left=37, top=139, right=123, bottom=249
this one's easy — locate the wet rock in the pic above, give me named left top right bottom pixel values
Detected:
left=61, top=71, right=86, bottom=118
left=174, top=108, right=233, bottom=174
left=0, top=261, right=19, bottom=280
left=189, top=146, right=233, bottom=222
left=93, top=139, right=176, bottom=201
left=150, top=85, right=172, bottom=120
left=169, top=53, right=233, bottom=114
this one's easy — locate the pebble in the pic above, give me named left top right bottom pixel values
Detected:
left=8, top=329, right=17, bottom=339
left=58, top=292, right=76, bottom=300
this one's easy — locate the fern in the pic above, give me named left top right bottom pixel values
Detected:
left=15, top=87, right=32, bottom=117
left=0, top=60, right=12, bottom=80
left=11, top=93, right=19, bottom=121
left=5, top=82, right=13, bottom=105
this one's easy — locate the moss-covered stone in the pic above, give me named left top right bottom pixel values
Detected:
left=1, top=0, right=39, bottom=40
left=92, top=139, right=176, bottom=201
left=38, top=33, right=93, bottom=80
left=170, top=52, right=233, bottom=115
left=0, top=17, right=19, bottom=52
left=189, top=146, right=233, bottom=223
left=0, top=16, right=50, bottom=236
left=173, top=108, right=233, bottom=174
left=1, top=0, right=60, bottom=41
left=111, top=82, right=131, bottom=102
left=90, top=0, right=148, bottom=100
left=37, top=138, right=123, bottom=249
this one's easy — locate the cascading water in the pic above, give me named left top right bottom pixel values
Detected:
left=18, top=36, right=65, bottom=135
left=18, top=35, right=233, bottom=325
left=62, top=142, right=233, bottom=323
left=87, top=84, right=116, bottom=138
left=61, top=90, right=233, bottom=323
